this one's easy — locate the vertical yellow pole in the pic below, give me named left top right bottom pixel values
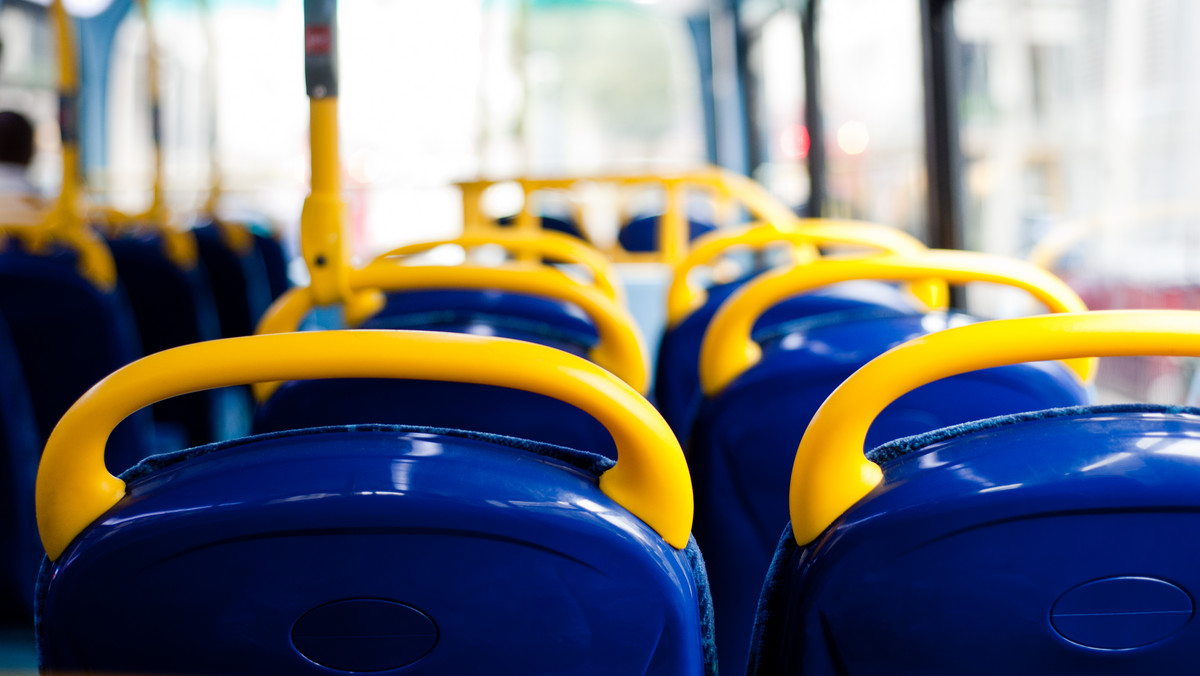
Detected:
left=659, top=180, right=687, bottom=264
left=48, top=0, right=82, bottom=240
left=460, top=181, right=486, bottom=234
left=300, top=0, right=381, bottom=321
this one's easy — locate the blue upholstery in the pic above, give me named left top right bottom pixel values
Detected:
left=0, top=245, right=155, bottom=473
left=750, top=405, right=1200, bottom=674
left=193, top=222, right=272, bottom=338
left=106, top=233, right=232, bottom=448
left=251, top=230, right=291, bottom=302
left=689, top=312, right=1090, bottom=670
left=254, top=290, right=615, bottom=457
left=497, top=212, right=589, bottom=242
left=654, top=278, right=925, bottom=442
left=0, top=312, right=40, bottom=620
left=37, top=424, right=716, bottom=674
left=618, top=214, right=716, bottom=253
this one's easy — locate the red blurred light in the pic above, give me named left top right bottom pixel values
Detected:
left=780, top=124, right=810, bottom=160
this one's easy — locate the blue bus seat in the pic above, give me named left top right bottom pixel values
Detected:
left=36, top=331, right=716, bottom=674
left=0, top=311, right=40, bottom=620
left=688, top=251, right=1091, bottom=668
left=106, top=232, right=235, bottom=448
left=193, top=221, right=272, bottom=338
left=655, top=278, right=924, bottom=442
left=251, top=229, right=291, bottom=302
left=618, top=213, right=716, bottom=253
left=750, top=312, right=1200, bottom=674
left=254, top=289, right=612, bottom=456
left=0, top=245, right=154, bottom=473
left=498, top=212, right=589, bottom=242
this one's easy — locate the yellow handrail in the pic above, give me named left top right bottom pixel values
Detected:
left=789, top=310, right=1200, bottom=545
left=699, top=250, right=1092, bottom=396
left=255, top=264, right=648, bottom=396
left=665, top=219, right=946, bottom=326
left=35, top=330, right=693, bottom=560
left=11, top=0, right=118, bottom=290
left=457, top=166, right=803, bottom=264
left=373, top=231, right=624, bottom=304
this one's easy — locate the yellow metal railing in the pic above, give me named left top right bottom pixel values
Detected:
left=457, top=166, right=800, bottom=265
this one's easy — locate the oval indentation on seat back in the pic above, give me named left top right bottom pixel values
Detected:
left=1051, top=577, right=1193, bottom=650
left=292, top=599, right=438, bottom=671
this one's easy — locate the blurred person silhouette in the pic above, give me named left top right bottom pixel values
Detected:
left=0, top=110, right=43, bottom=224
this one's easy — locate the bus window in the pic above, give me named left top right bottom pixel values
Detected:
left=742, top=7, right=809, bottom=212
left=817, top=0, right=926, bottom=236
left=955, top=0, right=1200, bottom=402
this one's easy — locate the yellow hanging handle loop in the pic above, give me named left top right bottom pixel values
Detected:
left=35, top=330, right=692, bottom=560
left=22, top=1, right=118, bottom=290
left=666, top=219, right=947, bottom=327
left=699, top=249, right=1092, bottom=396
left=255, top=264, right=648, bottom=396
left=375, top=231, right=624, bottom=305
left=791, top=309, right=1200, bottom=545
left=85, top=0, right=199, bottom=272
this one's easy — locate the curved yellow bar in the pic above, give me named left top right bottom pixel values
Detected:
left=254, top=264, right=648, bottom=395
left=791, top=310, right=1200, bottom=545
left=375, top=231, right=624, bottom=304
left=36, top=330, right=692, bottom=560
left=666, top=220, right=944, bottom=326
left=699, top=249, right=1091, bottom=396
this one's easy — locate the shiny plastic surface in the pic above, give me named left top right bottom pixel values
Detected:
left=689, top=312, right=1089, bottom=669
left=39, top=428, right=705, bottom=674
left=753, top=408, right=1200, bottom=673
left=36, top=330, right=690, bottom=559
left=654, top=277, right=924, bottom=442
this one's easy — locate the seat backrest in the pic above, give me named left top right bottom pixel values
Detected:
left=655, top=220, right=941, bottom=441
left=253, top=266, right=647, bottom=457
left=107, top=232, right=231, bottom=448
left=251, top=229, right=291, bottom=302
left=0, top=245, right=154, bottom=473
left=0, top=310, right=40, bottom=620
left=655, top=278, right=923, bottom=441
left=36, top=331, right=715, bottom=675
left=751, top=311, right=1200, bottom=674
left=619, top=213, right=716, bottom=253
left=688, top=251, right=1091, bottom=669
left=194, top=221, right=272, bottom=338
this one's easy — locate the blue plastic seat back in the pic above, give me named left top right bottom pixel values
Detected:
left=689, top=312, right=1090, bottom=669
left=0, top=311, right=41, bottom=620
left=497, top=212, right=589, bottom=242
left=654, top=278, right=926, bottom=442
left=618, top=214, right=716, bottom=253
left=254, top=289, right=617, bottom=457
left=0, top=246, right=155, bottom=473
left=38, top=425, right=716, bottom=674
left=193, top=222, right=272, bottom=338
left=251, top=230, right=291, bottom=302
left=751, top=405, right=1200, bottom=674
left=107, top=233, right=235, bottom=448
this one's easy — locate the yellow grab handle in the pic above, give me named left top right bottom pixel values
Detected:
left=791, top=310, right=1200, bottom=545
left=699, top=249, right=1091, bottom=396
left=36, top=330, right=692, bottom=560
left=255, top=264, right=648, bottom=395
left=375, top=231, right=624, bottom=304
left=666, top=220, right=945, bottom=326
